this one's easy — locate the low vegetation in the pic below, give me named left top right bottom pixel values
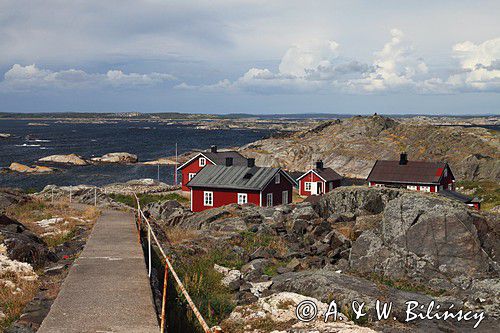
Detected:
left=109, top=192, right=188, bottom=207
left=457, top=180, right=500, bottom=210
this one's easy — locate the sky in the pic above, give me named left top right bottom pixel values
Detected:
left=0, top=0, right=499, bottom=115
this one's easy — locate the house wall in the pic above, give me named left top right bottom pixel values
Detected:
left=261, top=172, right=294, bottom=207
left=368, top=181, right=438, bottom=192
left=191, top=187, right=260, bottom=212
left=325, top=180, right=342, bottom=193
left=439, top=166, right=455, bottom=190
left=180, top=156, right=214, bottom=191
left=299, top=172, right=323, bottom=196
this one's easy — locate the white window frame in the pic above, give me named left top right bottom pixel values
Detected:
left=304, top=182, right=312, bottom=191
left=203, top=191, right=213, bottom=206
left=266, top=193, right=273, bottom=207
left=199, top=157, right=206, bottom=167
left=275, top=173, right=280, bottom=184
left=237, top=193, right=248, bottom=205
left=282, top=191, right=288, bottom=205
left=420, top=186, right=431, bottom=192
left=188, top=173, right=196, bottom=180
left=407, top=185, right=417, bottom=191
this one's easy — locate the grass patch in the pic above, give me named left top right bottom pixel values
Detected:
left=175, top=249, right=236, bottom=328
left=109, top=192, right=188, bottom=208
left=238, top=231, right=288, bottom=258
left=369, top=273, right=447, bottom=297
left=0, top=271, right=39, bottom=331
left=456, top=180, right=500, bottom=211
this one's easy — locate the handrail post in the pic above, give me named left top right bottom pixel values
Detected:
left=148, top=225, right=152, bottom=277
left=160, top=262, right=168, bottom=332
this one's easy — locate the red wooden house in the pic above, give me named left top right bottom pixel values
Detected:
left=366, top=153, right=455, bottom=192
left=187, top=158, right=296, bottom=212
left=297, top=161, right=343, bottom=196
left=178, top=145, right=247, bottom=191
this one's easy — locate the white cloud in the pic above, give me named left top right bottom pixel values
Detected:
left=278, top=39, right=339, bottom=77
left=1, top=64, right=176, bottom=91
left=447, top=38, right=500, bottom=91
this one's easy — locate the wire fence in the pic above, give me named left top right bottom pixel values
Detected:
left=133, top=193, right=222, bottom=333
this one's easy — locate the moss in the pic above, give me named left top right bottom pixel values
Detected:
left=456, top=180, right=500, bottom=210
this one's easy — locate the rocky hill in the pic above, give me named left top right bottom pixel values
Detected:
left=239, top=115, right=500, bottom=181
left=143, top=187, right=499, bottom=332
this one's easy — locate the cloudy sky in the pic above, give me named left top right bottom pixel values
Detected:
left=1, top=0, right=499, bottom=114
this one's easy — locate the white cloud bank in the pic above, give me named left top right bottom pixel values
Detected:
left=1, top=64, right=176, bottom=91
left=177, top=30, right=500, bottom=95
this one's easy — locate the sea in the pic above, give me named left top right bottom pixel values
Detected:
left=0, top=119, right=273, bottom=190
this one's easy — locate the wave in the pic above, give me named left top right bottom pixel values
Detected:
left=15, top=144, right=41, bottom=147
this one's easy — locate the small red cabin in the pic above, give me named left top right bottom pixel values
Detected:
left=366, top=153, right=455, bottom=192
left=178, top=145, right=247, bottom=191
left=187, top=158, right=296, bottom=212
left=297, top=161, right=343, bottom=196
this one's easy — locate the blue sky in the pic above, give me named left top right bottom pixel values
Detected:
left=0, top=0, right=499, bottom=115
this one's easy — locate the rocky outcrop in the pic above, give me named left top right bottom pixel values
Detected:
left=8, top=162, right=54, bottom=173
left=240, top=115, right=500, bottom=181
left=103, top=179, right=180, bottom=195
left=142, top=158, right=177, bottom=165
left=90, top=152, right=138, bottom=163
left=38, top=154, right=88, bottom=165
left=0, top=215, right=55, bottom=268
left=0, top=133, right=11, bottom=139
left=0, top=188, right=28, bottom=213
left=314, top=187, right=499, bottom=291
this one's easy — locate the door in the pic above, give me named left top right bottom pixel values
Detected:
left=266, top=193, right=273, bottom=207
left=310, top=182, right=318, bottom=195
left=282, top=191, right=288, bottom=205
left=317, top=182, right=323, bottom=195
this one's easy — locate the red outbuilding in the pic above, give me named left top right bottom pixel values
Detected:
left=178, top=145, right=247, bottom=191
left=187, top=158, right=296, bottom=212
left=297, top=161, right=343, bottom=196
left=366, top=152, right=455, bottom=192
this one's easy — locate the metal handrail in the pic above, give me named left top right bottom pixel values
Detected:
left=133, top=193, right=221, bottom=333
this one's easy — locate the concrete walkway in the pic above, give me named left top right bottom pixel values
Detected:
left=38, top=209, right=159, bottom=333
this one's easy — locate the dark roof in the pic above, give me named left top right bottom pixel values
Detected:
left=202, top=151, right=247, bottom=166
left=178, top=150, right=247, bottom=169
left=187, top=165, right=294, bottom=191
left=367, top=160, right=450, bottom=184
left=298, top=168, right=343, bottom=182
left=439, top=189, right=480, bottom=204
left=315, top=168, right=343, bottom=182
left=288, top=171, right=305, bottom=182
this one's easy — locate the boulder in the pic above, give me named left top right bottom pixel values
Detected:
left=9, top=162, right=54, bottom=173
left=0, top=133, right=11, bottom=139
left=38, top=154, right=88, bottom=165
left=0, top=188, right=28, bottom=213
left=90, top=152, right=138, bottom=163
left=0, top=215, right=55, bottom=268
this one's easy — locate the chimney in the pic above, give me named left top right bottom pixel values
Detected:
left=315, top=160, right=324, bottom=170
left=247, top=158, right=255, bottom=168
left=225, top=157, right=233, bottom=166
left=210, top=145, right=217, bottom=153
left=399, top=152, right=408, bottom=165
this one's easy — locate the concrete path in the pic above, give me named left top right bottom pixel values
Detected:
left=38, top=209, right=159, bottom=333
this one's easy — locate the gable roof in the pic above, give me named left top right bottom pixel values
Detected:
left=439, top=189, right=480, bottom=204
left=367, top=160, right=452, bottom=184
left=297, top=168, right=343, bottom=182
left=178, top=151, right=247, bottom=170
left=187, top=165, right=295, bottom=191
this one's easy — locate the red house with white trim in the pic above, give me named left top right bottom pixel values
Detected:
left=178, top=145, right=247, bottom=191
left=187, top=158, right=296, bottom=212
left=297, top=161, right=343, bottom=196
left=366, top=153, right=455, bottom=192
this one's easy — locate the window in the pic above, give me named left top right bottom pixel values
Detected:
left=203, top=191, right=213, bottom=206
left=188, top=173, right=196, bottom=180
left=266, top=193, right=273, bottom=207
left=282, top=191, right=288, bottom=205
left=275, top=173, right=280, bottom=184
left=199, top=157, right=206, bottom=167
left=407, top=185, right=417, bottom=191
left=443, top=168, right=447, bottom=178
left=420, top=186, right=431, bottom=192
left=304, top=182, right=312, bottom=191
left=237, top=193, right=248, bottom=205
